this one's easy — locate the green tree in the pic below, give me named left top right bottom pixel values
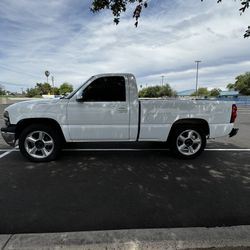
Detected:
left=139, top=86, right=160, bottom=98
left=25, top=82, right=53, bottom=97
left=0, top=84, right=6, bottom=95
left=91, top=0, right=148, bottom=27
left=226, top=83, right=235, bottom=91
left=52, top=87, right=60, bottom=95
left=138, top=84, right=176, bottom=98
left=36, top=82, right=52, bottom=95
left=26, top=87, right=39, bottom=97
left=191, top=87, right=210, bottom=97
left=59, top=83, right=73, bottom=95
left=234, top=72, right=250, bottom=95
left=210, top=88, right=221, bottom=97
left=90, top=0, right=250, bottom=37
left=225, top=72, right=250, bottom=95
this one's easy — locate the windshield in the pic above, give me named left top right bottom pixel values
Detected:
left=65, top=76, right=95, bottom=99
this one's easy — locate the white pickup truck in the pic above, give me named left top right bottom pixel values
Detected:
left=1, top=73, right=238, bottom=162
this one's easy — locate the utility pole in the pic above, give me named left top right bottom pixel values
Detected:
left=51, top=76, right=54, bottom=95
left=195, top=61, right=201, bottom=97
left=161, top=75, right=165, bottom=86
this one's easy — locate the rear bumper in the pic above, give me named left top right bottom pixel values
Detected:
left=209, top=123, right=234, bottom=138
left=229, top=128, right=239, bottom=138
left=1, top=126, right=16, bottom=147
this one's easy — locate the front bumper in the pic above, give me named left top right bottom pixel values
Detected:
left=1, top=126, right=16, bottom=147
left=229, top=128, right=239, bottom=138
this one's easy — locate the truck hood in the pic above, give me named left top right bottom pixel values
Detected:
left=5, top=98, right=68, bottom=125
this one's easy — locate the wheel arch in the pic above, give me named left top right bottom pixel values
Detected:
left=15, top=118, right=66, bottom=142
left=167, top=118, right=209, bottom=143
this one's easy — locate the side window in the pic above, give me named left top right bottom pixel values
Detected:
left=83, top=76, right=126, bottom=102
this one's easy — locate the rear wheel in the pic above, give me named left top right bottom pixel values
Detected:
left=170, top=125, right=206, bottom=159
left=19, top=124, right=62, bottom=162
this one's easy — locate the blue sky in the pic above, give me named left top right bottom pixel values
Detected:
left=0, top=0, right=250, bottom=92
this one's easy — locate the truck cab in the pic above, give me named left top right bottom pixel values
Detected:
left=67, top=73, right=139, bottom=141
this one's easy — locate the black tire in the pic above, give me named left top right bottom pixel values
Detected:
left=19, top=124, right=62, bottom=162
left=169, top=125, right=206, bottom=159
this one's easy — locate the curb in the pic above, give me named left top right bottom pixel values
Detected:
left=1, top=226, right=250, bottom=250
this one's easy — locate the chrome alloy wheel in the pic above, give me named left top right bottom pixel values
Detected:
left=24, top=131, right=54, bottom=159
left=176, top=129, right=202, bottom=156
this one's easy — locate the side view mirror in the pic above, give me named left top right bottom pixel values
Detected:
left=76, top=91, right=84, bottom=102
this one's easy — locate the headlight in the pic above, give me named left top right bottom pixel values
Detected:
left=3, top=111, right=10, bottom=126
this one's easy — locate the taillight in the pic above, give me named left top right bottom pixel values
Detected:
left=230, top=104, right=237, bottom=123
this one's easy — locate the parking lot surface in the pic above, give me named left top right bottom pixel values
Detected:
left=0, top=103, right=250, bottom=234
left=1, top=149, right=250, bottom=234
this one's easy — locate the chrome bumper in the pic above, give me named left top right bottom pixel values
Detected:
left=1, top=126, right=16, bottom=147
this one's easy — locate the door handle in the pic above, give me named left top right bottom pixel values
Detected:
left=117, top=107, right=128, bottom=113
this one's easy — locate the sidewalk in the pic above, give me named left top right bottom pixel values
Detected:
left=1, top=226, right=250, bottom=250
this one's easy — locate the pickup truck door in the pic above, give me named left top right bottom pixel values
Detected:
left=67, top=76, right=130, bottom=141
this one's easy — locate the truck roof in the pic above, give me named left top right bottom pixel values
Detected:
left=93, top=73, right=135, bottom=78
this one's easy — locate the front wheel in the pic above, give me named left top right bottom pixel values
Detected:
left=19, top=124, right=62, bottom=162
left=170, top=125, right=206, bottom=159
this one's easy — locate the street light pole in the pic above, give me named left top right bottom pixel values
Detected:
left=195, top=61, right=201, bottom=97
left=161, top=75, right=165, bottom=86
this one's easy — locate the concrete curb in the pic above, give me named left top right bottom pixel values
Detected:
left=1, top=226, right=250, bottom=250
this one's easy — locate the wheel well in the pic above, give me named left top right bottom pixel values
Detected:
left=167, top=118, right=209, bottom=142
left=15, top=118, right=65, bottom=142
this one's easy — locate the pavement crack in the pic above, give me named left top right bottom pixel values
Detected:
left=1, top=234, right=14, bottom=250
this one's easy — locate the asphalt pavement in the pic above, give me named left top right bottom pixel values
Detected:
left=1, top=149, right=250, bottom=234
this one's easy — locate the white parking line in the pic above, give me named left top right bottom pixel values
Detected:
left=0, top=148, right=17, bottom=159
left=0, top=149, right=18, bottom=152
left=205, top=148, right=250, bottom=151
left=0, top=148, right=250, bottom=159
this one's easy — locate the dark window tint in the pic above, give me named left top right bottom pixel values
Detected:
left=83, top=76, right=126, bottom=102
